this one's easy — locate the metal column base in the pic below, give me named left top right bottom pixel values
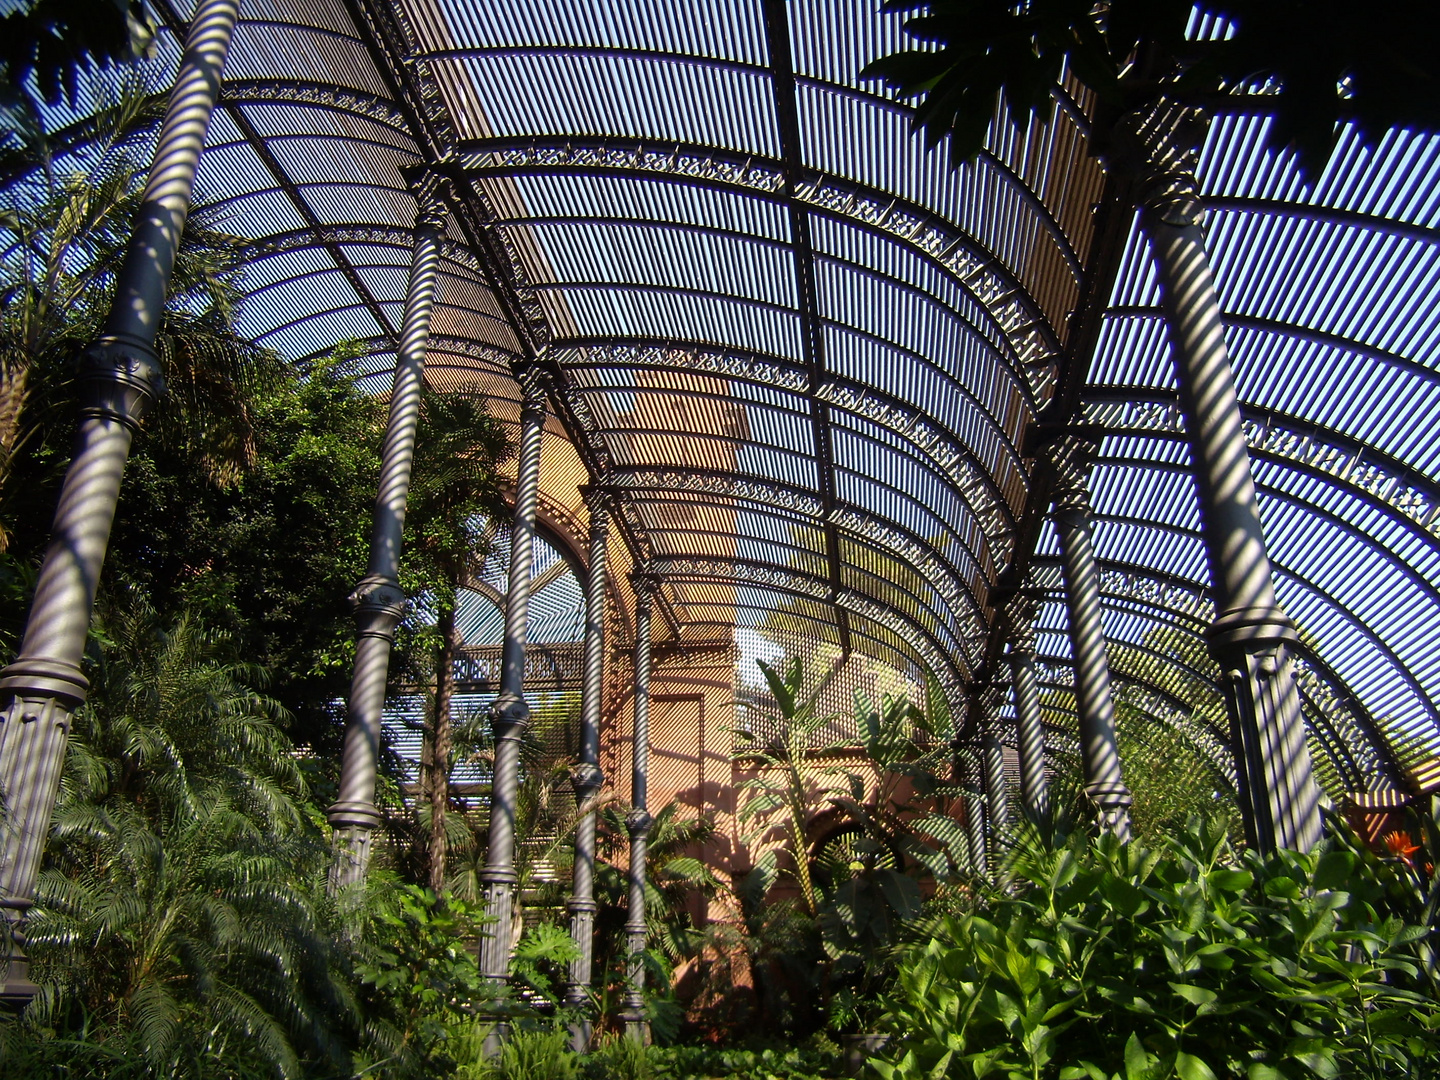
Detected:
left=564, top=899, right=597, bottom=1052
left=478, top=875, right=516, bottom=1059
left=1212, top=612, right=1323, bottom=853
left=1086, top=781, right=1133, bottom=843
left=0, top=900, right=39, bottom=1012
left=327, top=801, right=382, bottom=894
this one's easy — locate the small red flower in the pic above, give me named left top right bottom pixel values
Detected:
left=1383, top=830, right=1421, bottom=867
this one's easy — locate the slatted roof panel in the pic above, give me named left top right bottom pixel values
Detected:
left=34, top=0, right=1435, bottom=791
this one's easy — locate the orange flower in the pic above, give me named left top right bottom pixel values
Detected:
left=1383, top=830, right=1421, bottom=867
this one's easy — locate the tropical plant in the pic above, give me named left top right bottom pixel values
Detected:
left=457, top=1025, right=579, bottom=1080
left=509, top=922, right=583, bottom=1011
left=597, top=801, right=726, bottom=965
left=106, top=341, right=385, bottom=754
left=0, top=75, right=283, bottom=563
left=447, top=700, right=584, bottom=917
left=0, top=0, right=153, bottom=112
left=734, top=658, right=852, bottom=919
left=1107, top=627, right=1240, bottom=844
left=685, top=1044, right=845, bottom=1080
left=874, top=816, right=1440, bottom=1080
left=349, top=882, right=496, bottom=1077
left=816, top=688, right=969, bottom=981
left=7, top=596, right=357, bottom=1080
left=403, top=387, right=512, bottom=893
left=589, top=800, right=725, bottom=1041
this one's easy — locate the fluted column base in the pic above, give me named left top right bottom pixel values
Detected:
left=478, top=873, right=516, bottom=1058
left=1211, top=610, right=1322, bottom=853
left=327, top=801, right=382, bottom=894
left=0, top=900, right=38, bottom=1010
left=1085, top=781, right=1133, bottom=843
left=0, top=662, right=87, bottom=1011
left=620, top=926, right=650, bottom=1045
left=622, top=809, right=652, bottom=1044
left=564, top=898, right=597, bottom=1052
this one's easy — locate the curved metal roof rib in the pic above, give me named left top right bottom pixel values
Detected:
left=56, top=0, right=1437, bottom=800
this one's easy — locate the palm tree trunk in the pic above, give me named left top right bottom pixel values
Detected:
left=428, top=591, right=460, bottom=894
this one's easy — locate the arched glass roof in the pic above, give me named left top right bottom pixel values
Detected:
left=43, top=0, right=1440, bottom=800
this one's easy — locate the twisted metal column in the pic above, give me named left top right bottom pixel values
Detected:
left=1131, top=105, right=1322, bottom=852
left=478, top=371, right=547, bottom=1053
left=565, top=495, right=609, bottom=1052
left=622, top=575, right=654, bottom=1044
left=0, top=0, right=239, bottom=1008
left=1050, top=439, right=1132, bottom=841
left=1006, top=599, right=1050, bottom=826
left=982, top=716, right=1009, bottom=849
left=328, top=187, right=449, bottom=892
left=960, top=744, right=989, bottom=879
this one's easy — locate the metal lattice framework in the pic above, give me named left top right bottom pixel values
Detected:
left=32, top=0, right=1440, bottom=805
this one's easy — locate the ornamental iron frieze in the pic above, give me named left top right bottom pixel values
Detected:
left=1029, top=560, right=1212, bottom=626
left=603, top=469, right=824, bottom=517
left=422, top=335, right=520, bottom=367
left=553, top=343, right=810, bottom=395
left=800, top=177, right=1058, bottom=402
left=464, top=143, right=787, bottom=196
left=240, top=225, right=483, bottom=276
left=457, top=139, right=1060, bottom=402
left=220, top=80, right=409, bottom=129
left=1085, top=399, right=1440, bottom=540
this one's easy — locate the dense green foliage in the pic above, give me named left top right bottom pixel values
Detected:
left=728, top=659, right=969, bottom=1038
left=456, top=1028, right=849, bottom=1080
left=875, top=820, right=1440, bottom=1080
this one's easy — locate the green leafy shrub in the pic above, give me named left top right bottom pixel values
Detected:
left=648, top=1042, right=841, bottom=1080
left=351, top=883, right=496, bottom=1075
left=459, top=1027, right=578, bottom=1080
left=511, top=923, right=583, bottom=1009
left=875, top=818, right=1440, bottom=1080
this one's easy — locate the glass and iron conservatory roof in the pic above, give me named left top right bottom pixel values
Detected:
left=57, top=0, right=1440, bottom=800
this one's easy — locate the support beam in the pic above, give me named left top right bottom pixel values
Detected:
left=1049, top=438, right=1132, bottom=840
left=565, top=494, right=610, bottom=1052
left=960, top=743, right=989, bottom=879
left=1006, top=598, right=1050, bottom=826
left=982, top=718, right=1009, bottom=857
left=0, top=0, right=239, bottom=1008
left=1131, top=104, right=1322, bottom=853
left=622, top=575, right=655, bottom=1044
left=328, top=184, right=450, bottom=892
left=478, top=370, right=548, bottom=1054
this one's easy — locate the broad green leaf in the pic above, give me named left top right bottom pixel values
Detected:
left=1207, top=868, right=1253, bottom=893
left=1123, top=1032, right=1153, bottom=1080
left=1310, top=850, right=1355, bottom=891
left=1167, top=982, right=1218, bottom=1007
left=1264, top=876, right=1301, bottom=900
left=1174, top=1051, right=1217, bottom=1080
